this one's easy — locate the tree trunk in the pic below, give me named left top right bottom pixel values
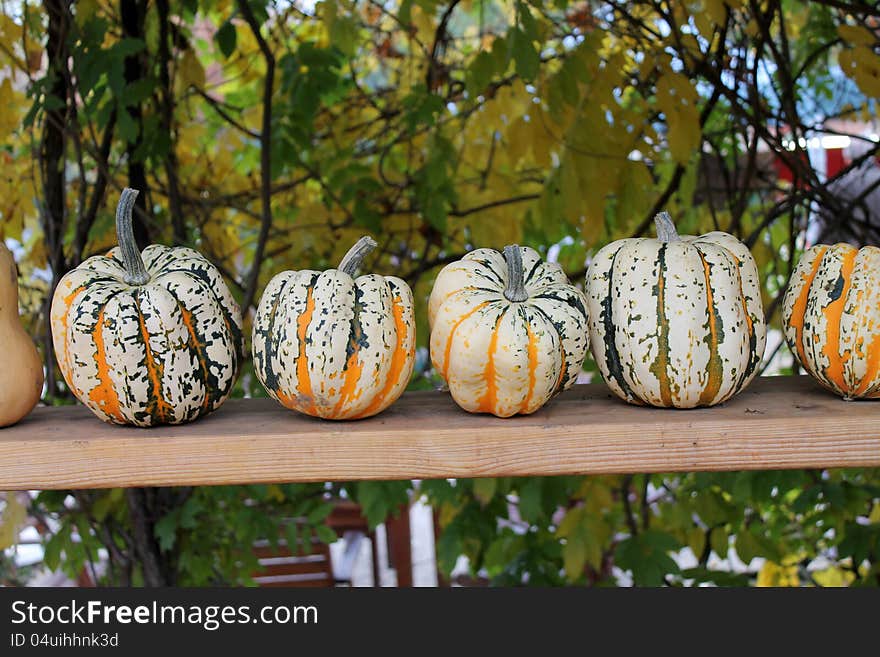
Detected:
left=120, top=0, right=151, bottom=249
left=40, top=0, right=71, bottom=400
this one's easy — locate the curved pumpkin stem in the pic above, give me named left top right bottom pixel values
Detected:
left=503, top=245, right=528, bottom=302
left=116, top=188, right=150, bottom=286
left=654, top=211, right=681, bottom=243
left=338, top=236, right=378, bottom=277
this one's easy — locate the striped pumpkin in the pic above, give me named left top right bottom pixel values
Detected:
left=782, top=243, right=880, bottom=399
left=428, top=245, right=590, bottom=417
left=252, top=236, right=416, bottom=420
left=585, top=212, right=766, bottom=408
left=50, top=188, right=243, bottom=426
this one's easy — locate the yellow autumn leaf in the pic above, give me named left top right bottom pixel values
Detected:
left=0, top=492, right=26, bottom=550
left=178, top=49, right=206, bottom=90
left=837, top=24, right=876, bottom=48
left=756, top=560, right=800, bottom=587
left=839, top=47, right=880, bottom=99
left=0, top=78, right=20, bottom=142
left=812, top=566, right=855, bottom=587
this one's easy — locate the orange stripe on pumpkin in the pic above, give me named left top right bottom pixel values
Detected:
left=135, top=300, right=174, bottom=423
left=353, top=295, right=411, bottom=419
left=332, top=321, right=365, bottom=418
left=441, top=301, right=491, bottom=380
left=88, top=308, right=124, bottom=422
left=788, top=246, right=828, bottom=367
left=176, top=303, right=211, bottom=411
left=698, top=253, right=723, bottom=406
left=289, top=284, right=317, bottom=415
left=821, top=248, right=857, bottom=392
left=520, top=321, right=539, bottom=413
left=476, top=311, right=505, bottom=414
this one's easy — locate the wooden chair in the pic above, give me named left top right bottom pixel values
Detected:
left=252, top=501, right=413, bottom=587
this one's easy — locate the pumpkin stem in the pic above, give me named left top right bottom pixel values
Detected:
left=116, top=188, right=150, bottom=286
left=338, top=236, right=378, bottom=277
left=503, top=245, right=529, bottom=302
left=654, top=211, right=681, bottom=243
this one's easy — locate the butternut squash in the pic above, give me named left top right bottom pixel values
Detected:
left=0, top=242, right=43, bottom=427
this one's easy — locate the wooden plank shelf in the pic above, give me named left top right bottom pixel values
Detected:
left=1, top=375, right=878, bottom=490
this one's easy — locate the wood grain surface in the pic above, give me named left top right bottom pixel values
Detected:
left=1, top=375, right=878, bottom=490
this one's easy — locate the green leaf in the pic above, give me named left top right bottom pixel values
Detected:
left=517, top=479, right=543, bottom=524
left=215, top=20, right=237, bottom=59
left=315, top=525, right=338, bottom=544
left=710, top=526, right=730, bottom=560
left=614, top=531, right=681, bottom=586
left=43, top=534, right=64, bottom=572
left=284, top=522, right=300, bottom=555
left=154, top=512, right=179, bottom=552
left=473, top=478, right=498, bottom=505
left=510, top=28, right=540, bottom=82
left=466, top=50, right=496, bottom=97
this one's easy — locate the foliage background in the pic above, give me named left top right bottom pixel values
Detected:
left=1, top=0, right=879, bottom=586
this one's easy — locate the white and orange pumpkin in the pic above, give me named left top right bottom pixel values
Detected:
left=50, top=188, right=243, bottom=426
left=782, top=243, right=880, bottom=399
left=252, top=236, right=416, bottom=420
left=428, top=245, right=590, bottom=417
left=585, top=212, right=766, bottom=408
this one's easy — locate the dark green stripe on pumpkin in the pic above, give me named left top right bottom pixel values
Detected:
left=734, top=257, right=760, bottom=392
left=167, top=266, right=244, bottom=382
left=601, top=247, right=640, bottom=403
left=695, top=247, right=725, bottom=406
left=254, top=274, right=296, bottom=394
left=648, top=245, right=673, bottom=406
left=132, top=289, right=172, bottom=424
left=528, top=304, right=569, bottom=396
left=164, top=285, right=227, bottom=419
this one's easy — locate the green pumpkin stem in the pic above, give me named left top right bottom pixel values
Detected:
left=116, top=188, right=150, bottom=286
left=654, top=211, right=681, bottom=243
left=503, top=245, right=528, bottom=303
left=338, top=236, right=378, bottom=277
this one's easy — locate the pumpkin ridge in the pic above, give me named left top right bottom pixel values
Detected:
left=56, top=281, right=92, bottom=398
left=470, top=258, right=505, bottom=287
left=88, top=306, right=125, bottom=423
left=788, top=246, right=829, bottom=370
left=476, top=307, right=507, bottom=413
left=164, top=286, right=216, bottom=415
left=648, top=245, right=673, bottom=406
left=733, top=256, right=760, bottom=392
left=597, top=245, right=640, bottom=403
left=332, top=285, right=367, bottom=416
left=854, top=332, right=880, bottom=396
left=821, top=248, right=857, bottom=394
left=695, top=247, right=724, bottom=406
left=440, top=300, right=491, bottom=380
left=161, top=266, right=244, bottom=372
left=133, top=289, right=174, bottom=424
left=533, top=291, right=589, bottom=322
left=524, top=256, right=543, bottom=285
left=520, top=307, right=539, bottom=413
left=254, top=273, right=295, bottom=398
left=526, top=303, right=569, bottom=396
left=292, top=280, right=318, bottom=415
left=353, top=291, right=411, bottom=419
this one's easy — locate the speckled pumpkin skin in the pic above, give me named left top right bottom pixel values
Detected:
left=782, top=243, right=880, bottom=399
left=252, top=269, right=416, bottom=420
left=428, top=247, right=590, bottom=418
left=585, top=230, right=766, bottom=408
left=51, top=246, right=243, bottom=426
